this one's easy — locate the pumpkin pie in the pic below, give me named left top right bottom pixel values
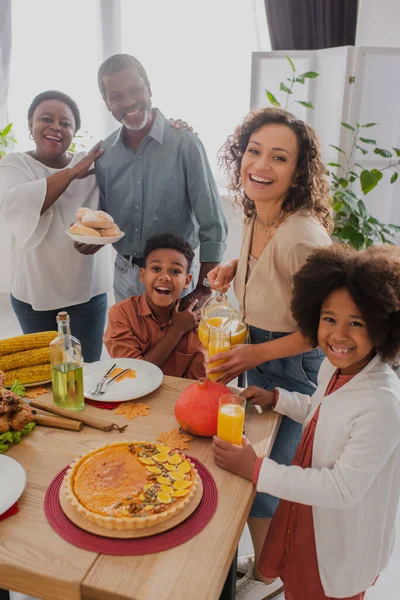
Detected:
left=64, top=441, right=199, bottom=530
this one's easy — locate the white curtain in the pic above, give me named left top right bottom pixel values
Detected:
left=0, top=0, right=12, bottom=129
left=7, top=0, right=105, bottom=152
left=120, top=0, right=270, bottom=184
left=7, top=0, right=270, bottom=180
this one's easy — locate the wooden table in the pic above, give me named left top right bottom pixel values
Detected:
left=0, top=376, right=280, bottom=600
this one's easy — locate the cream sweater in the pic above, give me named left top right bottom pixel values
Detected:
left=234, top=212, right=331, bottom=332
left=257, top=355, right=400, bottom=597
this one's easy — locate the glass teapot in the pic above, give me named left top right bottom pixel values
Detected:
left=198, top=291, right=247, bottom=349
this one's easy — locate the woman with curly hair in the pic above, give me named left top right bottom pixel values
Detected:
left=207, top=108, right=332, bottom=596
left=213, top=243, right=400, bottom=600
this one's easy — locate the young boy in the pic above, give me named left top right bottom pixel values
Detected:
left=103, top=233, right=206, bottom=379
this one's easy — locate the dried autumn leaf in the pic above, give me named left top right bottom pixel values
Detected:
left=157, top=429, right=193, bottom=450
left=24, top=387, right=48, bottom=399
left=114, top=401, right=150, bottom=420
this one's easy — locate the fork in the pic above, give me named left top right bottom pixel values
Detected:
left=89, top=363, right=116, bottom=395
left=89, top=368, right=131, bottom=396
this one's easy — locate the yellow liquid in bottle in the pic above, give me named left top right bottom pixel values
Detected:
left=208, top=338, right=231, bottom=381
left=217, top=404, right=245, bottom=445
left=52, top=363, right=84, bottom=411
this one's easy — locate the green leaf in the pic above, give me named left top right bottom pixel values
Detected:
left=330, top=144, right=345, bottom=154
left=349, top=171, right=359, bottom=178
left=360, top=169, right=383, bottom=195
left=338, top=178, right=349, bottom=188
left=328, top=162, right=341, bottom=168
left=356, top=145, right=368, bottom=155
left=393, top=148, right=400, bottom=157
left=359, top=137, right=377, bottom=145
left=266, top=91, right=281, bottom=107
left=280, top=82, right=292, bottom=94
left=341, top=122, right=355, bottom=131
left=332, top=201, right=343, bottom=212
left=295, top=76, right=305, bottom=84
left=341, top=225, right=365, bottom=249
left=0, top=123, right=13, bottom=137
left=10, top=379, right=26, bottom=397
left=391, top=172, right=398, bottom=184
left=357, top=200, right=367, bottom=217
left=295, top=101, right=314, bottom=109
left=361, top=123, right=377, bottom=128
left=300, top=71, right=319, bottom=79
left=286, top=56, right=295, bottom=72
left=374, top=147, right=393, bottom=158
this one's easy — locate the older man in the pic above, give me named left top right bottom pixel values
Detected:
left=89, top=53, right=227, bottom=306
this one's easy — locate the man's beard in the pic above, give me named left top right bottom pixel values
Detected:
left=122, top=108, right=150, bottom=131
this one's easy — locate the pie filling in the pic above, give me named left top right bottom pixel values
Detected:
left=68, top=442, right=197, bottom=521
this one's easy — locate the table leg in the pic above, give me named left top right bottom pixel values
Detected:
left=0, top=590, right=10, bottom=600
left=219, top=549, right=238, bottom=600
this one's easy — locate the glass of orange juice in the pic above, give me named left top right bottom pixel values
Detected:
left=217, top=394, right=246, bottom=445
left=208, top=330, right=231, bottom=381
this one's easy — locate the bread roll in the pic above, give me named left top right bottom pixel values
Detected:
left=69, top=223, right=102, bottom=238
left=98, top=224, right=121, bottom=237
left=82, top=210, right=114, bottom=229
left=76, top=207, right=94, bottom=222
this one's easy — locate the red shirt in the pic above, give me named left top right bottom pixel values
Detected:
left=255, top=371, right=370, bottom=600
left=103, top=295, right=206, bottom=380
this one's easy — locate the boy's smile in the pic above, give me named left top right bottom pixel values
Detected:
left=140, top=248, right=191, bottom=318
left=318, top=288, right=375, bottom=375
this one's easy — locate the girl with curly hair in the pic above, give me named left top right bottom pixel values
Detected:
left=207, top=107, right=332, bottom=595
left=213, top=243, right=400, bottom=600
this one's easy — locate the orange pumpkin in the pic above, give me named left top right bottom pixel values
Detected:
left=174, top=378, right=230, bottom=437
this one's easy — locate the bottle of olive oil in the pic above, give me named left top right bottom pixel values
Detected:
left=50, top=312, right=84, bottom=411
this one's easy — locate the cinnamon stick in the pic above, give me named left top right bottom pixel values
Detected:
left=29, top=401, right=127, bottom=432
left=33, top=413, right=83, bottom=431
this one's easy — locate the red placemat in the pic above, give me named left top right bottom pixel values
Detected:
left=44, top=457, right=217, bottom=555
left=0, top=502, right=19, bottom=521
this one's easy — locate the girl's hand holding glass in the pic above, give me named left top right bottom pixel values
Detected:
left=240, top=386, right=275, bottom=408
left=212, top=435, right=257, bottom=480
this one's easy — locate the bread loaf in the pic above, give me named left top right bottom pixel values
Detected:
left=76, top=207, right=94, bottom=221
left=98, top=224, right=121, bottom=237
left=82, top=210, right=114, bottom=229
left=70, top=223, right=102, bottom=237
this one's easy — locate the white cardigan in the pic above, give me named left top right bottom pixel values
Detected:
left=0, top=152, right=111, bottom=310
left=257, top=354, right=400, bottom=597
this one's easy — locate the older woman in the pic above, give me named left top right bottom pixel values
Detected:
left=0, top=90, right=109, bottom=362
left=208, top=108, right=332, bottom=599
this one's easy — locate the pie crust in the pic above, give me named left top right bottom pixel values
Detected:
left=63, top=441, right=199, bottom=530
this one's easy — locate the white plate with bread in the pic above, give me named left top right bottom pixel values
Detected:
left=66, top=207, right=125, bottom=245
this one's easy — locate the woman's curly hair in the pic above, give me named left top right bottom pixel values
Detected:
left=219, top=107, right=333, bottom=232
left=291, top=244, right=400, bottom=362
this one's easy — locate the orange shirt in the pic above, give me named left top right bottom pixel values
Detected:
left=103, top=295, right=206, bottom=380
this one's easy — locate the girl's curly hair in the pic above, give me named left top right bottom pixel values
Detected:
left=291, top=244, right=400, bottom=362
left=219, top=107, right=333, bottom=232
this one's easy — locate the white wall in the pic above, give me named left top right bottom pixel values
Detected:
left=356, top=0, right=400, bottom=46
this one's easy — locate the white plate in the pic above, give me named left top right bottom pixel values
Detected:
left=0, top=454, right=27, bottom=515
left=66, top=229, right=125, bottom=245
left=83, top=358, right=163, bottom=403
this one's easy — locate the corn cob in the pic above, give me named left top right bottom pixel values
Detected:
left=0, top=347, right=51, bottom=372
left=4, top=363, right=51, bottom=386
left=0, top=331, right=57, bottom=357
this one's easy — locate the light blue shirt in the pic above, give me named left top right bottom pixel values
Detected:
left=95, top=109, right=227, bottom=261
